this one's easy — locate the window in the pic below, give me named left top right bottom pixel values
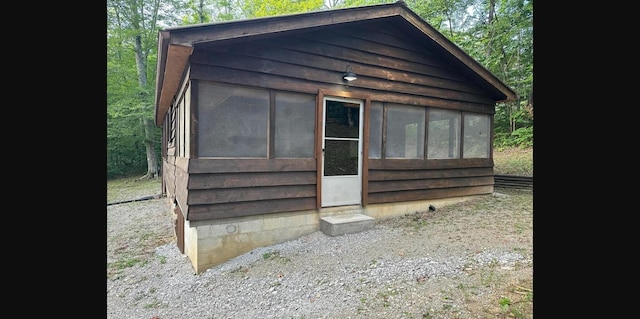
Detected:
left=181, top=84, right=191, bottom=157
left=385, top=104, right=425, bottom=159
left=463, top=113, right=490, bottom=158
left=197, top=82, right=269, bottom=157
left=274, top=92, right=315, bottom=158
left=427, top=109, right=460, bottom=159
left=168, top=103, right=176, bottom=147
left=368, top=102, right=383, bottom=158
left=178, top=93, right=185, bottom=157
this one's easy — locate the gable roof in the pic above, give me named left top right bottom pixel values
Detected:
left=154, top=1, right=517, bottom=126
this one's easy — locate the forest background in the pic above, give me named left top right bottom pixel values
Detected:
left=106, top=0, right=533, bottom=180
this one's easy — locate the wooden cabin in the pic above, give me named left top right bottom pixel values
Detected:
left=154, top=1, right=517, bottom=274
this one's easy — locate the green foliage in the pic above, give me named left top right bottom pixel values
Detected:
left=339, top=0, right=394, bottom=8
left=107, top=83, right=162, bottom=178
left=243, top=0, right=325, bottom=18
left=407, top=0, right=475, bottom=38
left=180, top=0, right=250, bottom=23
left=494, top=125, right=533, bottom=149
left=499, top=296, right=511, bottom=310
left=509, top=126, right=533, bottom=147
left=494, top=100, right=533, bottom=148
left=181, top=0, right=214, bottom=24
left=107, top=0, right=170, bottom=178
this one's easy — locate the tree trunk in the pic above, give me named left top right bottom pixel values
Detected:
left=140, top=117, right=159, bottom=179
left=142, top=120, right=159, bottom=179
left=134, top=35, right=147, bottom=87
left=133, top=33, right=158, bottom=180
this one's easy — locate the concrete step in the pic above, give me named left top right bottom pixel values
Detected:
left=320, top=213, right=375, bottom=237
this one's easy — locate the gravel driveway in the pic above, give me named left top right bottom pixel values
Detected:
left=107, top=188, right=533, bottom=318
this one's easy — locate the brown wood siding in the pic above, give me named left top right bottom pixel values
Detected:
left=189, top=185, right=316, bottom=205
left=174, top=157, right=190, bottom=216
left=163, top=156, right=190, bottom=221
left=189, top=19, right=495, bottom=114
left=369, top=175, right=493, bottom=193
left=188, top=198, right=317, bottom=221
left=368, top=185, right=494, bottom=203
left=367, top=158, right=494, bottom=204
left=188, top=171, right=315, bottom=189
left=185, top=158, right=317, bottom=221
left=162, top=158, right=176, bottom=198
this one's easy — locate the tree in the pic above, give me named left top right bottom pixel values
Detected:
left=181, top=0, right=213, bottom=23
left=475, top=0, right=532, bottom=144
left=107, top=0, right=182, bottom=179
left=241, top=0, right=325, bottom=18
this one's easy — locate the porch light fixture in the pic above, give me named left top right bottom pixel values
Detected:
left=343, top=65, right=357, bottom=82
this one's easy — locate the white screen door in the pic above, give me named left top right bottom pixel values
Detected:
left=321, top=97, right=363, bottom=207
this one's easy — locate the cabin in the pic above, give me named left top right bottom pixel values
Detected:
left=154, top=1, right=517, bottom=274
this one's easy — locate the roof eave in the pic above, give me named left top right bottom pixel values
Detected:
left=153, top=31, right=169, bottom=126
left=154, top=32, right=193, bottom=126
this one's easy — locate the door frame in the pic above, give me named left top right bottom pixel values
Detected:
left=316, top=89, right=371, bottom=209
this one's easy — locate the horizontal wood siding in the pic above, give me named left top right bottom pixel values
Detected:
left=186, top=158, right=317, bottom=221
left=162, top=156, right=190, bottom=219
left=174, top=158, right=190, bottom=214
left=188, top=171, right=315, bottom=189
left=190, top=19, right=494, bottom=114
left=368, top=185, right=494, bottom=203
left=187, top=158, right=315, bottom=173
left=189, top=185, right=316, bottom=205
left=162, top=158, right=176, bottom=198
left=367, top=158, right=494, bottom=204
left=188, top=197, right=317, bottom=220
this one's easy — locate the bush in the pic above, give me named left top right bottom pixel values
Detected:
left=494, top=126, right=533, bottom=150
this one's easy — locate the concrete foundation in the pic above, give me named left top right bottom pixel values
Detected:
left=181, top=195, right=482, bottom=274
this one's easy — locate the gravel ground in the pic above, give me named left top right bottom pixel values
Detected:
left=107, top=188, right=533, bottom=319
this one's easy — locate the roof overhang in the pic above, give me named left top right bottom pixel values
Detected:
left=154, top=1, right=517, bottom=126
left=154, top=32, right=192, bottom=127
